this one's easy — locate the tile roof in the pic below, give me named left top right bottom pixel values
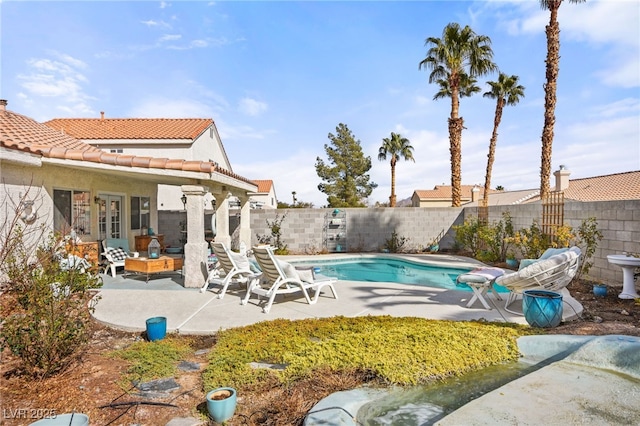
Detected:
left=44, top=116, right=213, bottom=140
left=251, top=179, right=273, bottom=193
left=414, top=185, right=493, bottom=200
left=451, top=171, right=640, bottom=206
left=564, top=171, right=640, bottom=201
left=0, top=101, right=254, bottom=185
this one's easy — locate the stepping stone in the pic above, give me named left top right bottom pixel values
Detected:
left=165, top=417, right=203, bottom=426
left=135, top=377, right=180, bottom=393
left=178, top=361, right=201, bottom=372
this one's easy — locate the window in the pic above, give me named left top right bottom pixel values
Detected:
left=110, top=149, right=123, bottom=153
left=130, top=196, right=150, bottom=230
left=53, top=189, right=91, bottom=235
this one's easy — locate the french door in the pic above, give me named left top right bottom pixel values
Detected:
left=98, top=195, right=123, bottom=239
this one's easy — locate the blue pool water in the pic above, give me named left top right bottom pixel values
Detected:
left=294, top=257, right=481, bottom=292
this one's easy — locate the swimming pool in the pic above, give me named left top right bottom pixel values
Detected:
left=292, top=256, right=479, bottom=292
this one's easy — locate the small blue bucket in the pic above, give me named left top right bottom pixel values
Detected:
left=523, top=290, right=563, bottom=328
left=146, top=316, right=167, bottom=341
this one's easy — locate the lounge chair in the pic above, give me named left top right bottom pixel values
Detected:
left=101, top=239, right=135, bottom=277
left=200, top=242, right=260, bottom=298
left=241, top=245, right=338, bottom=313
left=496, top=246, right=581, bottom=314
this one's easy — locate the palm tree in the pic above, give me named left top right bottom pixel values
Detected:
left=419, top=23, right=497, bottom=207
left=378, top=132, right=415, bottom=207
left=539, top=0, right=585, bottom=199
left=482, top=73, right=525, bottom=205
left=433, top=72, right=482, bottom=100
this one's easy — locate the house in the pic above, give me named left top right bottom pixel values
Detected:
left=0, top=100, right=257, bottom=288
left=228, top=179, right=278, bottom=210
left=249, top=180, right=278, bottom=209
left=45, top=113, right=234, bottom=211
left=462, top=168, right=640, bottom=206
left=411, top=185, right=493, bottom=207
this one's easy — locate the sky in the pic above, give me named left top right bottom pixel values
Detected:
left=1, top=0, right=639, bottom=207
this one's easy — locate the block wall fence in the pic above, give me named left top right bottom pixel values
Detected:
left=159, top=199, right=640, bottom=288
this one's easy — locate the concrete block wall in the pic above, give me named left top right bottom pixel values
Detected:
left=249, top=207, right=464, bottom=253
left=160, top=199, right=640, bottom=287
left=467, top=200, right=640, bottom=286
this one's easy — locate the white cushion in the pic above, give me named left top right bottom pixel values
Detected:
left=277, top=260, right=301, bottom=281
left=458, top=267, right=505, bottom=283
left=498, top=248, right=580, bottom=288
left=230, top=252, right=251, bottom=270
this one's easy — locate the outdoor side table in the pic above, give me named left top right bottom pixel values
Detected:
left=124, top=256, right=183, bottom=282
left=456, top=267, right=505, bottom=310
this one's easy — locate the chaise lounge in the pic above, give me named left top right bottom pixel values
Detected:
left=242, top=245, right=338, bottom=313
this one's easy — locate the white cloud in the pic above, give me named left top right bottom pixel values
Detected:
left=16, top=53, right=95, bottom=118
left=238, top=98, right=268, bottom=116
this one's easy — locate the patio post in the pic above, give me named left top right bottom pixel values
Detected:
left=238, top=195, right=252, bottom=250
left=212, top=189, right=231, bottom=248
left=181, top=185, right=209, bottom=288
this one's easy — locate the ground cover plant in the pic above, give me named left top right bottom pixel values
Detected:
left=203, top=316, right=530, bottom=395
left=110, top=336, right=193, bottom=387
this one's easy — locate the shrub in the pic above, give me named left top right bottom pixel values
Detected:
left=0, top=229, right=102, bottom=377
left=256, top=212, right=289, bottom=255
left=452, top=217, right=484, bottom=257
left=574, top=217, right=603, bottom=280
left=383, top=230, right=408, bottom=253
left=505, top=221, right=551, bottom=259
left=453, top=212, right=514, bottom=262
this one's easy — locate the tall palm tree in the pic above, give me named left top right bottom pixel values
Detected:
left=378, top=132, right=415, bottom=207
left=419, top=23, right=497, bottom=207
left=433, top=72, right=481, bottom=100
left=539, top=0, right=585, bottom=199
left=482, top=73, right=525, bottom=205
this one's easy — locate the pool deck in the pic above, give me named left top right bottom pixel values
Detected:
left=92, top=253, right=583, bottom=334
left=94, top=274, right=532, bottom=334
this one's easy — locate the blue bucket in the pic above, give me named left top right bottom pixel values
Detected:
left=523, top=290, right=563, bottom=328
left=146, top=316, right=167, bottom=341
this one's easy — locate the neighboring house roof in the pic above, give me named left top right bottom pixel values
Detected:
left=0, top=101, right=254, bottom=184
left=563, top=171, right=640, bottom=202
left=464, top=189, right=541, bottom=207
left=461, top=170, right=640, bottom=206
left=44, top=116, right=212, bottom=140
left=251, top=179, right=273, bottom=194
left=413, top=185, right=494, bottom=201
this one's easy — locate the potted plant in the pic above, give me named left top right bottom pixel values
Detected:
left=506, top=252, right=518, bottom=269
left=593, top=283, right=608, bottom=297
left=206, top=387, right=237, bottom=423
left=522, top=290, right=563, bottom=328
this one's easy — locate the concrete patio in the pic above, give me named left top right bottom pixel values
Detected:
left=91, top=263, right=583, bottom=334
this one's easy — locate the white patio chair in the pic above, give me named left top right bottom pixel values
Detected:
left=200, top=242, right=260, bottom=298
left=242, top=245, right=338, bottom=313
left=495, top=246, right=581, bottom=314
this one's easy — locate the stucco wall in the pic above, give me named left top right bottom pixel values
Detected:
left=0, top=160, right=159, bottom=251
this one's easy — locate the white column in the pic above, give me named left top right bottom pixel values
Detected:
left=213, top=190, right=231, bottom=248
left=238, top=196, right=252, bottom=249
left=181, top=185, right=209, bottom=288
